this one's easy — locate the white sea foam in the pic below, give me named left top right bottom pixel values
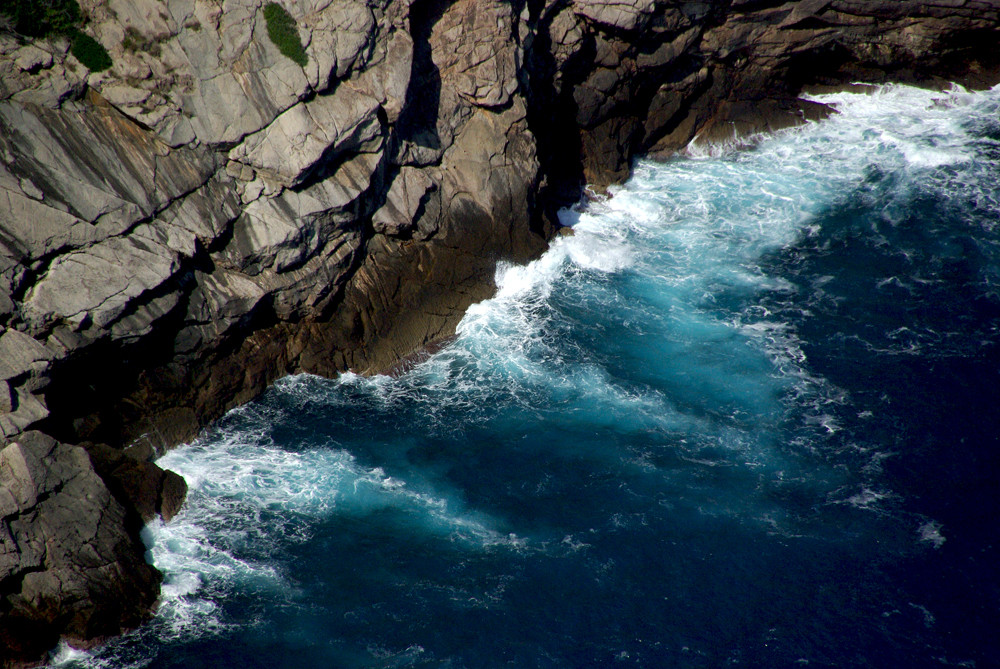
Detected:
left=48, top=643, right=91, bottom=667
left=842, top=487, right=894, bottom=510
left=802, top=84, right=977, bottom=168
left=109, top=84, right=1000, bottom=662
left=135, top=419, right=527, bottom=642
left=918, top=520, right=946, bottom=549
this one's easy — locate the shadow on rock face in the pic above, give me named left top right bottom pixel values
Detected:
left=396, top=0, right=445, bottom=153
left=0, top=432, right=163, bottom=668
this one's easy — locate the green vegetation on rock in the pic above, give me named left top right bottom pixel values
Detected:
left=69, top=29, right=111, bottom=71
left=122, top=26, right=165, bottom=56
left=262, top=2, right=307, bottom=67
left=0, top=0, right=80, bottom=37
left=0, top=0, right=112, bottom=72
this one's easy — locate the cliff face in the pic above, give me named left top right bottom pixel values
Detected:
left=527, top=0, right=1000, bottom=191
left=1, top=0, right=997, bottom=664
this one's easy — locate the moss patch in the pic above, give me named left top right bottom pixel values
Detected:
left=69, top=29, right=111, bottom=72
left=0, top=0, right=112, bottom=72
left=262, top=2, right=307, bottom=67
left=0, top=0, right=80, bottom=37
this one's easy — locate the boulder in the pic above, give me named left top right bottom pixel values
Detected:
left=84, top=442, right=189, bottom=524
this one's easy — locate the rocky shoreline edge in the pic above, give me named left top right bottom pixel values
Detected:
left=2, top=0, right=998, bottom=665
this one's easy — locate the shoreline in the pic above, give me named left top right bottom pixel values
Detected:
left=3, top=0, right=1000, bottom=664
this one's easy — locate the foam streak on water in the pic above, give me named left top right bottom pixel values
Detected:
left=59, top=84, right=1000, bottom=668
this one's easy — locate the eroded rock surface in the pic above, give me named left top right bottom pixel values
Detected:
left=0, top=432, right=160, bottom=666
left=525, top=0, right=1000, bottom=190
left=1, top=0, right=998, bottom=663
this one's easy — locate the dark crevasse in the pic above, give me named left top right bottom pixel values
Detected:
left=56, top=84, right=1000, bottom=669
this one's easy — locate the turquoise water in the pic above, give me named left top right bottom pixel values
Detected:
left=58, top=84, right=1000, bottom=668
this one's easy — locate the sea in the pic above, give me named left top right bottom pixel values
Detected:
left=54, top=83, right=1000, bottom=668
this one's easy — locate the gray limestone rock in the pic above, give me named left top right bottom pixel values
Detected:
left=13, top=45, right=54, bottom=74
left=372, top=167, right=435, bottom=237
left=0, top=328, right=54, bottom=382
left=187, top=268, right=267, bottom=325
left=223, top=150, right=379, bottom=275
left=432, top=0, right=519, bottom=108
left=349, top=26, right=413, bottom=124
left=229, top=84, right=383, bottom=187
left=22, top=234, right=180, bottom=332
left=301, top=0, right=377, bottom=87
left=0, top=383, right=12, bottom=414
left=0, top=91, right=215, bottom=262
left=0, top=389, right=49, bottom=440
left=573, top=0, right=658, bottom=32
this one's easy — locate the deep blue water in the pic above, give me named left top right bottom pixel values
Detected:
left=59, top=85, right=1000, bottom=668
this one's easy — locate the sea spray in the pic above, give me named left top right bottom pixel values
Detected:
left=59, top=84, right=1000, bottom=668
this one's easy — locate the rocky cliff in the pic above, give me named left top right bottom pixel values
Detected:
left=1, top=0, right=998, bottom=664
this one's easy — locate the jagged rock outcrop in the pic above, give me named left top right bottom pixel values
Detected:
left=0, top=432, right=161, bottom=665
left=1, top=0, right=998, bottom=664
left=525, top=0, right=1000, bottom=191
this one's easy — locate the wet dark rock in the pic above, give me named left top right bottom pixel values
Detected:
left=83, top=442, right=188, bottom=525
left=526, top=0, right=1000, bottom=192
left=159, top=470, right=187, bottom=524
left=0, top=432, right=160, bottom=668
